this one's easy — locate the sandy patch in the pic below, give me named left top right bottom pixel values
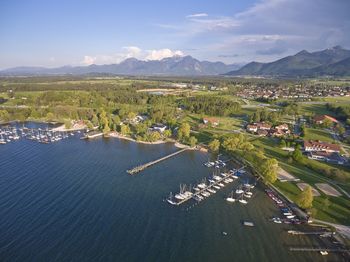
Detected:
left=277, top=168, right=300, bottom=182
left=297, top=183, right=320, bottom=196
left=315, top=183, right=342, bottom=197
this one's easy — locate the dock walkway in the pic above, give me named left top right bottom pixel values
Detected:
left=127, top=147, right=189, bottom=175
left=174, top=166, right=245, bottom=205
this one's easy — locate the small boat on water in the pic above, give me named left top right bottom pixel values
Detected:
left=239, top=194, right=248, bottom=204
left=226, top=191, right=236, bottom=203
left=193, top=187, right=200, bottom=191
left=320, top=251, right=328, bottom=256
left=213, top=185, right=220, bottom=190
left=166, top=192, right=177, bottom=205
left=218, top=183, right=225, bottom=187
left=235, top=186, right=244, bottom=194
left=222, top=232, right=228, bottom=236
left=243, top=221, right=254, bottom=227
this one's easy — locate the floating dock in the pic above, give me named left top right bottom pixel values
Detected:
left=171, top=166, right=246, bottom=206
left=127, top=147, right=189, bottom=175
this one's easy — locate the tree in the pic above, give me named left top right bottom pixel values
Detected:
left=260, top=158, right=278, bottom=184
left=91, top=113, right=99, bottom=126
left=177, top=122, right=191, bottom=140
left=292, top=145, right=303, bottom=162
left=0, top=110, right=10, bottom=122
left=336, top=124, right=345, bottom=136
left=208, top=139, right=220, bottom=152
left=127, top=111, right=136, bottom=121
left=120, top=124, right=130, bottom=136
left=64, top=120, right=72, bottom=129
left=296, top=185, right=313, bottom=209
left=322, top=118, right=333, bottom=128
left=188, top=136, right=197, bottom=147
left=279, top=139, right=286, bottom=148
left=46, top=112, right=55, bottom=122
left=163, top=129, right=172, bottom=138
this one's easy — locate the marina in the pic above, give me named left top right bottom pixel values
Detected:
left=0, top=125, right=80, bottom=144
left=167, top=166, right=249, bottom=206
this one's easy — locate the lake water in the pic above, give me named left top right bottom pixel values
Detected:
left=0, top=124, right=342, bottom=261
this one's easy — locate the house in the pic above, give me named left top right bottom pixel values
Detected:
left=270, top=128, right=290, bottom=137
left=257, top=129, right=269, bottom=137
left=150, top=123, right=167, bottom=133
left=275, top=124, right=289, bottom=131
left=255, top=122, right=272, bottom=130
left=314, top=115, right=338, bottom=125
left=247, top=124, right=258, bottom=133
left=308, top=151, right=345, bottom=165
left=203, top=118, right=219, bottom=127
left=304, top=140, right=341, bottom=153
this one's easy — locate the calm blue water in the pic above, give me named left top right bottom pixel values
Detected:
left=0, top=125, right=340, bottom=261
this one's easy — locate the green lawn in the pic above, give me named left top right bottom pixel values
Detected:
left=251, top=136, right=350, bottom=225
left=304, top=127, right=335, bottom=142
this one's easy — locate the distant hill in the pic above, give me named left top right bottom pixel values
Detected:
left=0, top=56, right=240, bottom=76
left=226, top=46, right=350, bottom=77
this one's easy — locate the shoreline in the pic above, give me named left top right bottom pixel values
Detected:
left=108, top=131, right=201, bottom=150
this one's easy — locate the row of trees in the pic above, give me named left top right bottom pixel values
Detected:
left=182, top=96, right=241, bottom=116
left=207, top=134, right=278, bottom=184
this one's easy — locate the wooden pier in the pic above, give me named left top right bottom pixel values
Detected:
left=127, top=148, right=189, bottom=175
left=289, top=247, right=350, bottom=253
left=288, top=230, right=335, bottom=236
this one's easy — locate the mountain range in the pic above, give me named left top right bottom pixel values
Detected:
left=0, top=56, right=240, bottom=76
left=1, top=46, right=350, bottom=77
left=226, top=46, right=350, bottom=77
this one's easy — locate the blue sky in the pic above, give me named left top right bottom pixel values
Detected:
left=0, top=0, right=349, bottom=69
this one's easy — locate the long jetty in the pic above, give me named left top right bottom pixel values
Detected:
left=127, top=147, right=189, bottom=175
left=289, top=247, right=350, bottom=253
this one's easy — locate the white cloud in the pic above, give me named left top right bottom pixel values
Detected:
left=81, top=55, right=96, bottom=65
left=145, top=49, right=184, bottom=60
left=81, top=47, right=184, bottom=65
left=186, top=13, right=208, bottom=18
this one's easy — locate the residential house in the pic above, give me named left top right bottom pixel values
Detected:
left=304, top=140, right=341, bottom=153
left=313, top=115, right=338, bottom=125
left=150, top=123, right=167, bottom=133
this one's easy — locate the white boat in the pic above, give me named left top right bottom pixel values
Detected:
left=213, top=185, right=220, bottom=190
left=245, top=191, right=253, bottom=196
left=197, top=183, right=206, bottom=189
left=235, top=188, right=244, bottom=194
left=218, top=183, right=225, bottom=187
left=208, top=179, right=215, bottom=183
left=320, top=251, right=328, bottom=256
left=193, top=187, right=200, bottom=191
left=213, top=176, right=222, bottom=181
left=244, top=193, right=252, bottom=198
left=239, top=194, right=248, bottom=204
left=207, top=188, right=216, bottom=194
left=175, top=194, right=185, bottom=200
left=201, top=191, right=210, bottom=197
left=239, top=199, right=248, bottom=204
left=166, top=193, right=177, bottom=205
left=226, top=191, right=236, bottom=202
